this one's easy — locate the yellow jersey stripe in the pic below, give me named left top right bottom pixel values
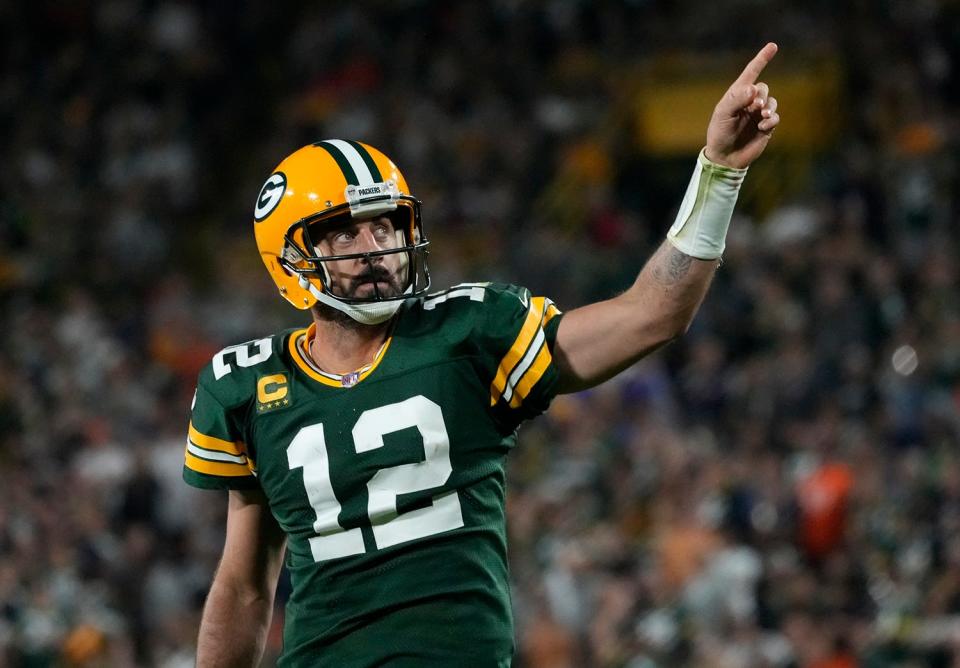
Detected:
left=543, top=301, right=561, bottom=325
left=184, top=445, right=255, bottom=477
left=502, top=327, right=545, bottom=403
left=489, top=297, right=545, bottom=406
left=188, top=422, right=245, bottom=457
left=187, top=441, right=247, bottom=465
left=510, top=343, right=554, bottom=408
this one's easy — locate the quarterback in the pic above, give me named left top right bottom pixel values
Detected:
left=184, top=44, right=781, bottom=666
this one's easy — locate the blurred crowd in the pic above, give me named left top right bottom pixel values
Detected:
left=3, top=1, right=960, bottom=666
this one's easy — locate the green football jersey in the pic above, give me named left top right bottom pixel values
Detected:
left=183, top=283, right=563, bottom=667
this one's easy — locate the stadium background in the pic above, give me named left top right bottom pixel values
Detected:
left=3, top=1, right=960, bottom=666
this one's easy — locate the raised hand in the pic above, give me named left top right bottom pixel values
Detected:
left=705, top=42, right=780, bottom=169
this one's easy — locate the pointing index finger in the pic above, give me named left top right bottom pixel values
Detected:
left=736, top=42, right=778, bottom=85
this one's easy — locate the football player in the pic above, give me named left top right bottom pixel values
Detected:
left=185, top=44, right=780, bottom=667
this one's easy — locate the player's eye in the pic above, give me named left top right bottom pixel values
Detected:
left=333, top=231, right=355, bottom=245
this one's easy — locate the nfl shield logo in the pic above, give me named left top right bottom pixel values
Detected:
left=341, top=372, right=360, bottom=388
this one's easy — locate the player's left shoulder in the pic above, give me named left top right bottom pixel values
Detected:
left=411, top=282, right=538, bottom=318
left=417, top=282, right=492, bottom=312
left=401, top=282, right=561, bottom=344
left=398, top=282, right=490, bottom=330
left=475, top=282, right=562, bottom=327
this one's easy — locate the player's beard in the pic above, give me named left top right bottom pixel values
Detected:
left=311, top=263, right=405, bottom=330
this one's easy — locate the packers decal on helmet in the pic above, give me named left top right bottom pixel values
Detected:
left=254, top=172, right=287, bottom=222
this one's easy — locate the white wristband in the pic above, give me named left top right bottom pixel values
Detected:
left=666, top=148, right=748, bottom=260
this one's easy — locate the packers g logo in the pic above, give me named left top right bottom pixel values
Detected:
left=257, top=374, right=290, bottom=412
left=254, top=172, right=287, bottom=222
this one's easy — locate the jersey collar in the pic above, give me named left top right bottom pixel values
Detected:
left=288, top=323, right=392, bottom=388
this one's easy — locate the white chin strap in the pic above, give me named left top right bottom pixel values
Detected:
left=299, top=275, right=407, bottom=325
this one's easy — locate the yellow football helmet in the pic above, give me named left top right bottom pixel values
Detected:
left=253, top=140, right=429, bottom=323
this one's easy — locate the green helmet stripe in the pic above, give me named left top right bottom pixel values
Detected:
left=313, top=140, right=360, bottom=185
left=345, top=140, right=383, bottom=182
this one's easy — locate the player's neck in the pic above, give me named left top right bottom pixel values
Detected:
left=307, top=314, right=392, bottom=376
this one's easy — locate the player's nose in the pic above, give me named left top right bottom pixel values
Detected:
left=355, top=226, right=380, bottom=250
left=354, top=228, right=387, bottom=265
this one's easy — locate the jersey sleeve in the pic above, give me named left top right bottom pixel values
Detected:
left=476, top=283, right=564, bottom=427
left=182, top=373, right=259, bottom=490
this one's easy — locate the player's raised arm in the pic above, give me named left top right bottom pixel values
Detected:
left=553, top=43, right=780, bottom=393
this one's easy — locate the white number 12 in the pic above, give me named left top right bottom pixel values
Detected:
left=287, top=395, right=464, bottom=562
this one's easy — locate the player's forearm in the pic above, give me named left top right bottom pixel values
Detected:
left=629, top=239, right=718, bottom=337
left=554, top=240, right=716, bottom=392
left=554, top=142, right=752, bottom=393
left=197, top=578, right=275, bottom=668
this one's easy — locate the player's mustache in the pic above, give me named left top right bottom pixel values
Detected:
left=353, top=266, right=394, bottom=285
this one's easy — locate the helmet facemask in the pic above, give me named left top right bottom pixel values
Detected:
left=278, top=195, right=430, bottom=324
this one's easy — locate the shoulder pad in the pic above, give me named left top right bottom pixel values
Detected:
left=420, top=282, right=491, bottom=311
left=198, top=332, right=293, bottom=408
